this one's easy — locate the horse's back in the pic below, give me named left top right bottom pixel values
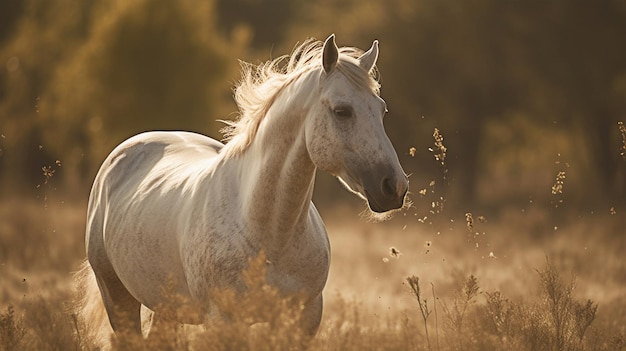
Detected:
left=95, top=131, right=223, bottom=199
left=89, top=131, right=223, bottom=222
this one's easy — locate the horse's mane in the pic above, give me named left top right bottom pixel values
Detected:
left=220, top=38, right=381, bottom=159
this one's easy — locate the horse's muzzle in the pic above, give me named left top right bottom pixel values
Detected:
left=365, top=173, right=408, bottom=213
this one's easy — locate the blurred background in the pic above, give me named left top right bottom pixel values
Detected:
left=1, top=2, right=626, bottom=347
left=1, top=0, right=625, bottom=213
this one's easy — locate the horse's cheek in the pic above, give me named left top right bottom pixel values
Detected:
left=307, top=122, right=341, bottom=174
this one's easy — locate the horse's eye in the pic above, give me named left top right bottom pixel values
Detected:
left=333, top=106, right=353, bottom=119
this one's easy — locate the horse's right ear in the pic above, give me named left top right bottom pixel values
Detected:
left=322, top=34, right=339, bottom=74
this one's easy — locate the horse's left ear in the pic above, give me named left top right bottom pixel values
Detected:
left=322, top=34, right=339, bottom=74
left=359, top=40, right=379, bottom=73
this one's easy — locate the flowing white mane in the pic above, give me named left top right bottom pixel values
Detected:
left=220, top=38, right=381, bottom=158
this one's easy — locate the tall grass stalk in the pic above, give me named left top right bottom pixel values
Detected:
left=431, top=282, right=440, bottom=351
left=406, top=275, right=432, bottom=351
left=440, top=275, right=479, bottom=351
left=537, top=258, right=597, bottom=351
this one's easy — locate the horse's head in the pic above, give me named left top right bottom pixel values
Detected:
left=305, top=35, right=408, bottom=214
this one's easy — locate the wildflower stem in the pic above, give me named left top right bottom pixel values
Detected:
left=407, top=276, right=432, bottom=351
left=431, top=282, right=440, bottom=351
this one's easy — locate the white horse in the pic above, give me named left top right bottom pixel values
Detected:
left=76, top=34, right=408, bottom=341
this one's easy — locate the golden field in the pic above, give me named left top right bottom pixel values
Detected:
left=0, top=193, right=624, bottom=350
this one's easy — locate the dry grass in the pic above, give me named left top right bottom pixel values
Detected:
left=1, top=198, right=625, bottom=350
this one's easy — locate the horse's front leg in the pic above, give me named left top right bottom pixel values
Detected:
left=300, top=294, right=323, bottom=338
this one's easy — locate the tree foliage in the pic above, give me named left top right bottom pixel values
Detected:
left=1, top=0, right=624, bottom=208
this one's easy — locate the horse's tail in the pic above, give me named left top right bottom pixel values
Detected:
left=73, top=259, right=113, bottom=349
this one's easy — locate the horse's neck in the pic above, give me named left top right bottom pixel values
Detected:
left=236, top=83, right=317, bottom=255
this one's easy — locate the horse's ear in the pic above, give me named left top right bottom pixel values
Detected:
left=359, top=40, right=379, bottom=73
left=322, top=34, right=339, bottom=74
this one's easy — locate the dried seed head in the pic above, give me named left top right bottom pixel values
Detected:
left=551, top=171, right=566, bottom=195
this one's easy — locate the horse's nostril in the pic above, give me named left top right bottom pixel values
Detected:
left=382, top=177, right=396, bottom=197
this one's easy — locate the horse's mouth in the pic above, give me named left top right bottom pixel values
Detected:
left=365, top=189, right=406, bottom=213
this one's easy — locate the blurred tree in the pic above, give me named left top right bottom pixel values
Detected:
left=0, top=0, right=24, bottom=46
left=0, top=0, right=246, bottom=195
left=523, top=1, right=626, bottom=204
left=215, top=0, right=305, bottom=50
left=0, top=1, right=97, bottom=194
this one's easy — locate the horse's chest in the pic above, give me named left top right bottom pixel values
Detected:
left=183, top=211, right=330, bottom=301
left=265, top=235, right=330, bottom=298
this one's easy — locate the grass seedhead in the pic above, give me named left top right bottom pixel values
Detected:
left=462, top=275, right=479, bottom=303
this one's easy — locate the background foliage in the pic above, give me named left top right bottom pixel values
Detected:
left=1, top=0, right=625, bottom=209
